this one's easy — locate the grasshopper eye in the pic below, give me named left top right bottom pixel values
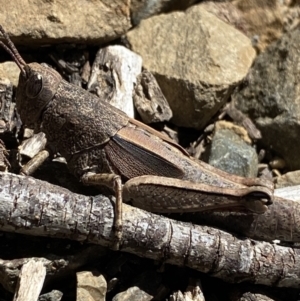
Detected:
left=25, top=73, right=43, bottom=98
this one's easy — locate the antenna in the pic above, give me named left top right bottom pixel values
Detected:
left=0, top=25, right=26, bottom=75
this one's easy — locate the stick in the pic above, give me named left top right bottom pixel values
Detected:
left=13, top=259, right=46, bottom=301
left=0, top=172, right=300, bottom=288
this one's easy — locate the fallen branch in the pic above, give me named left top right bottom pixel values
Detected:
left=0, top=172, right=300, bottom=288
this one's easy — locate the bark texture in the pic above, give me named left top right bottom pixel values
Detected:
left=0, top=172, right=300, bottom=288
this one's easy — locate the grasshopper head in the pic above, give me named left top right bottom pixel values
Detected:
left=16, top=63, right=62, bottom=126
left=0, top=25, right=62, bottom=127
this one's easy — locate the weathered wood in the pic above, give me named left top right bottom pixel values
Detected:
left=13, top=259, right=46, bottom=301
left=0, top=245, right=107, bottom=294
left=0, top=172, right=300, bottom=288
left=133, top=69, right=173, bottom=123
left=0, top=139, right=9, bottom=171
left=18, top=132, right=47, bottom=160
left=0, top=77, right=21, bottom=144
left=0, top=241, right=108, bottom=293
left=0, top=257, right=64, bottom=293
left=87, top=45, right=142, bottom=118
left=224, top=102, right=261, bottom=140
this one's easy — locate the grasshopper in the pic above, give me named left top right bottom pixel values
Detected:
left=0, top=26, right=273, bottom=248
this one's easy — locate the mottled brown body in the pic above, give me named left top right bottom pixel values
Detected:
left=0, top=25, right=273, bottom=244
left=18, top=64, right=272, bottom=214
left=38, top=75, right=272, bottom=204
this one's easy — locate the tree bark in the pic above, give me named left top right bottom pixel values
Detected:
left=1, top=172, right=300, bottom=288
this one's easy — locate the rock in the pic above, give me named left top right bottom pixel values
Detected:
left=87, top=45, right=142, bottom=118
left=214, top=120, right=252, bottom=144
left=131, top=0, right=197, bottom=25
left=208, top=127, right=258, bottom=178
left=233, top=28, right=300, bottom=170
left=0, top=0, right=131, bottom=45
left=230, top=291, right=276, bottom=301
left=127, top=5, right=256, bottom=130
left=113, top=271, right=165, bottom=301
left=202, top=0, right=300, bottom=53
left=39, top=290, right=63, bottom=301
left=231, top=0, right=300, bottom=52
left=276, top=171, right=300, bottom=189
left=0, top=62, right=20, bottom=87
left=274, top=185, right=300, bottom=201
left=199, top=1, right=249, bottom=35
left=113, top=286, right=153, bottom=301
left=134, top=69, right=172, bottom=123
left=49, top=46, right=87, bottom=87
left=170, top=279, right=205, bottom=301
left=77, top=271, right=107, bottom=301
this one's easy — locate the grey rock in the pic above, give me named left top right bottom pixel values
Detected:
left=209, top=128, right=258, bottom=178
left=0, top=0, right=131, bottom=45
left=113, top=271, right=164, bottom=301
left=39, top=290, right=63, bottom=301
left=199, top=1, right=248, bottom=33
left=274, top=185, right=300, bottom=201
left=232, top=292, right=276, bottom=301
left=127, top=5, right=256, bottom=129
left=131, top=0, right=197, bottom=25
left=276, top=170, right=300, bottom=189
left=233, top=28, right=300, bottom=170
left=113, top=286, right=153, bottom=301
left=170, top=279, right=205, bottom=301
left=226, top=0, right=300, bottom=52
